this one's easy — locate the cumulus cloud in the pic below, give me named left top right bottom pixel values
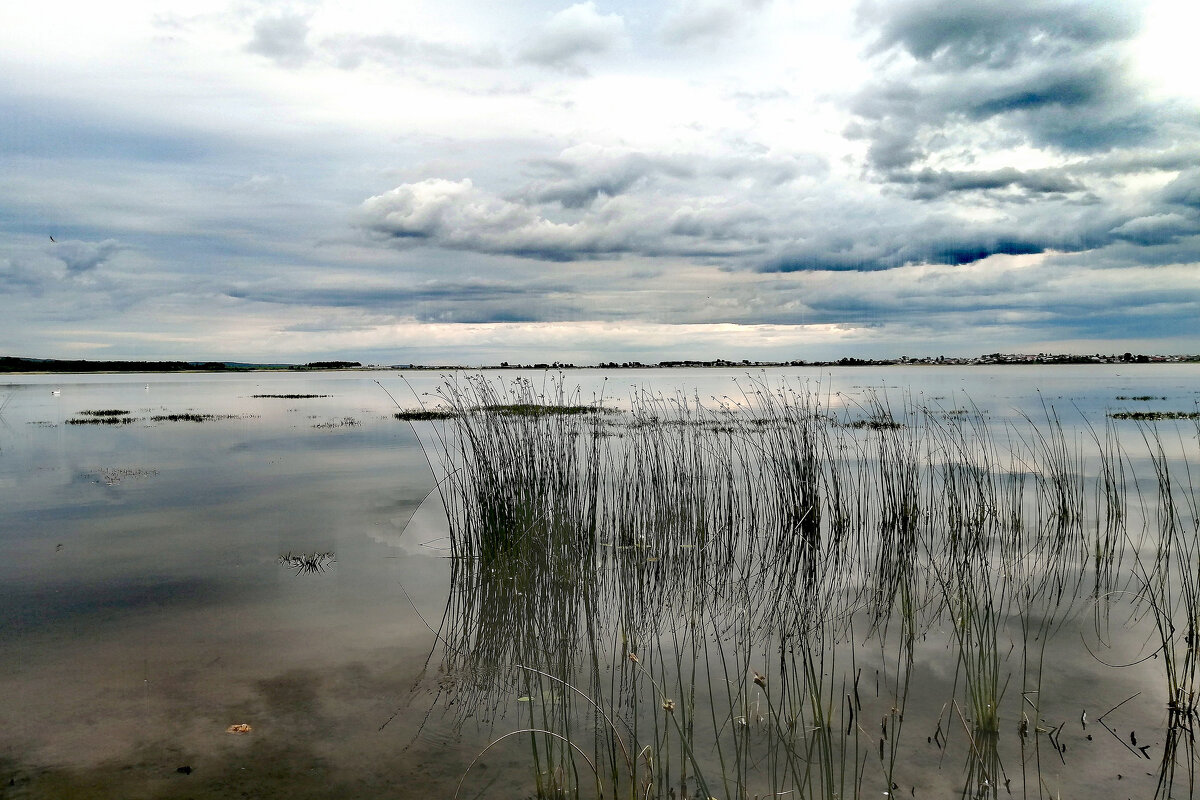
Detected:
left=357, top=175, right=771, bottom=262
left=518, top=2, right=627, bottom=71
left=53, top=239, right=121, bottom=275
left=358, top=178, right=629, bottom=260
left=245, top=14, right=313, bottom=68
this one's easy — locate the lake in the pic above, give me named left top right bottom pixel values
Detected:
left=1, top=366, right=1198, bottom=799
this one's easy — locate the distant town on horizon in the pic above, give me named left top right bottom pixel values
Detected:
left=3, top=352, right=1199, bottom=374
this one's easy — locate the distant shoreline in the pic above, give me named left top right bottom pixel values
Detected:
left=0, top=357, right=361, bottom=374
left=3, top=353, right=1198, bottom=374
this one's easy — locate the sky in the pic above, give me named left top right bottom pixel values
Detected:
left=2, top=0, right=1199, bottom=365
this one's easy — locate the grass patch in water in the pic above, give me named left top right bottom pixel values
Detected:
left=251, top=394, right=330, bottom=399
left=395, top=409, right=459, bottom=421
left=844, top=416, right=903, bottom=429
left=1109, top=410, right=1200, bottom=420
left=313, top=416, right=359, bottom=429
left=150, top=413, right=246, bottom=422
left=490, top=403, right=609, bottom=417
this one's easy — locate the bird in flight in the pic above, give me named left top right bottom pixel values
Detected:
left=49, top=235, right=56, bottom=243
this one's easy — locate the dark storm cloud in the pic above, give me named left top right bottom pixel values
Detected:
left=1162, top=169, right=1200, bottom=209
left=849, top=0, right=1177, bottom=183
left=860, top=0, right=1137, bottom=68
left=890, top=166, right=1085, bottom=199
left=765, top=231, right=1051, bottom=273
left=762, top=201, right=1143, bottom=273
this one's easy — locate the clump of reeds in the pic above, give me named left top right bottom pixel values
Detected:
left=402, top=374, right=1200, bottom=800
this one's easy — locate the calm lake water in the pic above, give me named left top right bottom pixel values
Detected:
left=1, top=366, right=1198, bottom=799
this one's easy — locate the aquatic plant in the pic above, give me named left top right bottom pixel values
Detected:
left=397, top=374, right=1198, bottom=800
left=395, top=409, right=458, bottom=421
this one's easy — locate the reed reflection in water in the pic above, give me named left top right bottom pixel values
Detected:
left=407, top=375, right=1200, bottom=800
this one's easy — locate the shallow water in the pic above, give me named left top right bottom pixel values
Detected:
left=1, top=366, right=1198, bottom=798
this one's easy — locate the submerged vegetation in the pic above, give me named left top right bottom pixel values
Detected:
left=400, top=374, right=1200, bottom=800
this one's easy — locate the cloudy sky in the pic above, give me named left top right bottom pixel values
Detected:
left=2, top=0, right=1199, bottom=364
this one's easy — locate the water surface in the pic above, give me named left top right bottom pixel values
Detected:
left=1, top=366, right=1197, bottom=798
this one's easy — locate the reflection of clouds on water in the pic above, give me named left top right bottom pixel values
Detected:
left=371, top=491, right=450, bottom=557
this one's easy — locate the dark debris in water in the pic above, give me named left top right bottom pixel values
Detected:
left=279, top=552, right=336, bottom=574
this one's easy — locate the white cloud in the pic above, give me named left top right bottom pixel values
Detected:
left=518, top=2, right=627, bottom=71
left=358, top=178, right=632, bottom=259
left=660, top=0, right=768, bottom=45
left=245, top=14, right=313, bottom=68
